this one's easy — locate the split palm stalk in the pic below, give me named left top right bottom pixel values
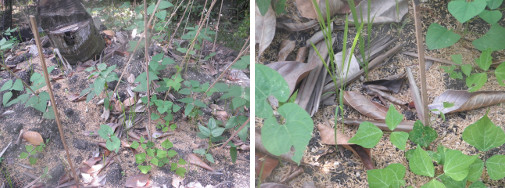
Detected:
left=412, top=0, right=429, bottom=125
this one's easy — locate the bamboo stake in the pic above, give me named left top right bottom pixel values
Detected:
left=29, top=15, right=79, bottom=187
left=412, top=0, right=429, bottom=125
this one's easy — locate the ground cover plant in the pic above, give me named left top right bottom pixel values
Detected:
left=0, top=0, right=249, bottom=187
left=255, top=0, right=505, bottom=187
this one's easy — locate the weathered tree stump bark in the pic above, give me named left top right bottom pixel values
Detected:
left=0, top=0, right=13, bottom=31
left=37, top=0, right=104, bottom=64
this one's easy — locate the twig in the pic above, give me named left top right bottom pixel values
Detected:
left=205, top=36, right=250, bottom=94
left=343, top=119, right=414, bottom=132
left=29, top=15, right=79, bottom=187
left=0, top=63, right=37, bottom=95
left=412, top=0, right=429, bottom=125
left=211, top=0, right=224, bottom=52
left=144, top=0, right=153, bottom=141
left=0, top=142, right=11, bottom=158
left=168, top=0, right=193, bottom=46
left=217, top=117, right=249, bottom=151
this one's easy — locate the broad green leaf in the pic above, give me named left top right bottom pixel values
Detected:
left=461, top=64, right=473, bottom=76
left=134, top=72, right=159, bottom=92
left=486, top=0, right=503, bottom=9
left=158, top=0, right=174, bottom=9
left=486, top=154, right=505, bottom=180
left=106, top=136, right=120, bottom=153
left=211, top=127, right=225, bottom=137
left=232, top=55, right=250, bottom=70
left=11, top=79, right=23, bottom=91
left=439, top=174, right=466, bottom=188
left=167, top=149, right=177, bottom=157
left=495, top=62, right=505, bottom=86
left=98, top=124, right=113, bottom=139
left=93, top=78, right=105, bottom=95
left=386, top=104, right=403, bottom=130
left=409, top=120, right=437, bottom=148
left=426, top=23, right=461, bottom=50
left=349, top=122, right=383, bottom=148
left=138, top=165, right=151, bottom=174
left=469, top=181, right=486, bottom=188
left=232, top=97, right=247, bottom=110
left=466, top=73, right=487, bottom=92
left=257, top=0, right=271, bottom=16
left=198, top=125, right=210, bottom=138
left=467, top=158, right=484, bottom=182
left=155, top=10, right=167, bottom=20
left=205, top=153, right=214, bottom=163
left=29, top=157, right=37, bottom=165
left=230, top=146, right=237, bottom=163
left=421, top=179, right=446, bottom=188
left=0, top=80, right=12, bottom=91
left=262, top=103, right=313, bottom=165
left=408, top=146, right=435, bottom=177
left=444, top=149, right=478, bottom=181
left=19, top=152, right=28, bottom=159
left=473, top=24, right=505, bottom=51
left=151, top=157, right=160, bottom=167
left=131, top=141, right=139, bottom=149
left=43, top=109, right=55, bottom=119
left=451, top=54, right=463, bottom=64
left=479, top=10, right=502, bottom=24
left=367, top=163, right=406, bottom=188
left=176, top=167, right=186, bottom=177
left=475, top=49, right=493, bottom=71
left=2, top=92, right=12, bottom=106
left=462, top=114, right=505, bottom=151
left=161, top=139, right=173, bottom=149
left=255, top=64, right=290, bottom=118
left=135, top=153, right=146, bottom=164
left=448, top=0, right=486, bottom=23
left=165, top=74, right=183, bottom=91
left=157, top=149, right=167, bottom=158
left=390, top=131, right=409, bottom=150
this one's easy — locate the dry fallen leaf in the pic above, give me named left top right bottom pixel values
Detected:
left=278, top=40, right=296, bottom=61
left=187, top=153, right=214, bottom=171
left=256, top=4, right=276, bottom=58
left=125, top=174, right=151, bottom=188
left=22, top=131, right=44, bottom=146
left=256, top=152, right=279, bottom=182
left=102, top=30, right=115, bottom=37
left=428, top=90, right=505, bottom=114
left=295, top=0, right=347, bottom=20
left=123, top=97, right=137, bottom=107
left=261, top=183, right=292, bottom=188
left=67, top=93, right=86, bottom=102
left=363, top=72, right=406, bottom=93
left=267, top=61, right=313, bottom=95
left=317, top=124, right=374, bottom=169
left=343, top=91, right=387, bottom=120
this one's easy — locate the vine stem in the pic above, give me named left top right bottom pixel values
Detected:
left=0, top=62, right=37, bottom=96
left=217, top=117, right=250, bottom=151
left=412, top=0, right=430, bottom=125
left=29, top=15, right=79, bottom=187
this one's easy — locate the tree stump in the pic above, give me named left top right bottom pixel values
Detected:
left=37, top=0, right=104, bottom=64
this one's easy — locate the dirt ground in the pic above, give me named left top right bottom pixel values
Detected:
left=258, top=0, right=505, bottom=187
left=0, top=1, right=250, bottom=188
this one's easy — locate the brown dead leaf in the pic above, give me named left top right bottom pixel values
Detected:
left=428, top=90, right=505, bottom=114
left=343, top=91, right=387, bottom=120
left=260, top=183, right=292, bottom=188
left=278, top=40, right=296, bottom=61
left=363, top=72, right=406, bottom=93
left=256, top=152, right=279, bottom=182
left=125, top=174, right=151, bottom=188
left=296, top=0, right=350, bottom=20
left=296, top=47, right=308, bottom=62
left=317, top=124, right=374, bottom=169
left=187, top=153, right=214, bottom=171
left=256, top=4, right=276, bottom=58
left=102, top=30, right=115, bottom=37
left=123, top=97, right=137, bottom=107
left=22, top=131, right=43, bottom=145
left=267, top=61, right=313, bottom=95
left=276, top=19, right=318, bottom=32
left=212, top=110, right=229, bottom=121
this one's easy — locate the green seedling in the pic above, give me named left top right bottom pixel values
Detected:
left=81, top=63, right=118, bottom=102
left=19, top=142, right=46, bottom=165
left=98, top=124, right=120, bottom=153
left=131, top=137, right=186, bottom=176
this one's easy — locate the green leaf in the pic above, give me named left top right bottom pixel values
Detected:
left=349, top=122, right=383, bottom=148
left=165, top=74, right=183, bottom=91
left=421, top=179, right=446, bottom=188
left=43, top=109, right=55, bottom=119
left=131, top=141, right=139, bottom=149
left=386, top=104, right=403, bottom=131
left=469, top=181, right=486, bottom=188
left=475, top=49, right=493, bottom=71
left=443, top=102, right=455, bottom=108
left=198, top=125, right=211, bottom=138
left=408, top=146, right=435, bottom=177
left=205, top=153, right=215, bottom=163
left=184, top=103, right=194, bottom=116
left=473, top=24, right=505, bottom=51
left=262, top=103, right=313, bottom=165
left=106, top=136, right=120, bottom=153
left=2, top=92, right=12, bottom=106
left=167, top=149, right=177, bottom=157
left=439, top=174, right=466, bottom=188
left=367, top=163, right=406, bottom=188
left=176, top=167, right=186, bottom=177
left=486, top=0, right=503, bottom=9
left=11, top=79, right=23, bottom=91
left=93, top=78, right=105, bottom=95
left=138, top=165, right=151, bottom=174
left=451, top=54, right=463, bottom=64
left=158, top=0, right=173, bottom=9
left=390, top=131, right=409, bottom=150
left=133, top=72, right=159, bottom=92
left=444, top=149, right=478, bottom=181
left=211, top=127, right=225, bottom=137
left=232, top=55, right=250, bottom=70
left=462, top=114, right=505, bottom=151
left=19, top=152, right=28, bottom=159
left=486, top=154, right=505, bottom=180
left=29, top=157, right=37, bottom=165
left=135, top=153, right=146, bottom=164
left=448, top=0, right=487, bottom=23
left=230, top=146, right=237, bottom=163
left=461, top=64, right=473, bottom=76
left=426, top=23, right=461, bottom=50
left=495, top=62, right=505, bottom=86
left=155, top=10, right=167, bottom=20
left=98, top=124, right=113, bottom=140
left=151, top=157, right=160, bottom=167
left=467, top=158, right=484, bottom=182
left=161, top=139, right=173, bottom=149
left=409, top=120, right=437, bottom=148
left=255, top=64, right=290, bottom=118
left=466, top=73, right=487, bottom=92
left=479, top=10, right=502, bottom=24
left=157, top=149, right=167, bottom=158
left=0, top=80, right=13, bottom=91
left=151, top=112, right=160, bottom=120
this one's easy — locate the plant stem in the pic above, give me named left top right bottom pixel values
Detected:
left=29, top=15, right=79, bottom=187
left=144, top=0, right=153, bottom=141
left=412, top=0, right=430, bottom=125
left=217, top=117, right=250, bottom=150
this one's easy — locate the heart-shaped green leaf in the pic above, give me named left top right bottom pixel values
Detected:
left=467, top=158, right=484, bottom=182
left=255, top=64, right=290, bottom=118
left=486, top=155, right=505, bottom=180
left=463, top=114, right=505, bottom=151
left=479, top=10, right=502, bottom=24
left=473, top=24, right=505, bottom=51
left=409, top=120, right=437, bottom=148
left=495, top=62, right=505, bottom=86
left=390, top=131, right=409, bottom=150
left=408, top=146, right=435, bottom=177
left=261, top=103, right=313, bottom=164
left=386, top=104, right=404, bottom=130
left=444, top=149, right=478, bottom=181
left=421, top=179, right=445, bottom=188
left=448, top=0, right=487, bottom=23
left=426, top=23, right=461, bottom=50
left=349, top=121, right=383, bottom=148
left=486, top=0, right=503, bottom=9
left=475, top=49, right=493, bottom=71
left=367, top=163, right=406, bottom=188
left=466, top=72, right=487, bottom=92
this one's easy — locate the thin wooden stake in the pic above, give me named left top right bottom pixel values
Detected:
left=29, top=15, right=79, bottom=186
left=144, top=0, right=153, bottom=141
left=412, top=0, right=430, bottom=125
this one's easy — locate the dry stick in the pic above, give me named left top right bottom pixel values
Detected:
left=211, top=0, right=224, bottom=52
left=29, top=15, right=79, bottom=187
left=217, top=117, right=250, bottom=151
left=143, top=0, right=153, bottom=141
left=168, top=0, right=193, bottom=46
left=0, top=63, right=37, bottom=95
left=412, top=0, right=429, bottom=125
left=205, top=36, right=250, bottom=94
